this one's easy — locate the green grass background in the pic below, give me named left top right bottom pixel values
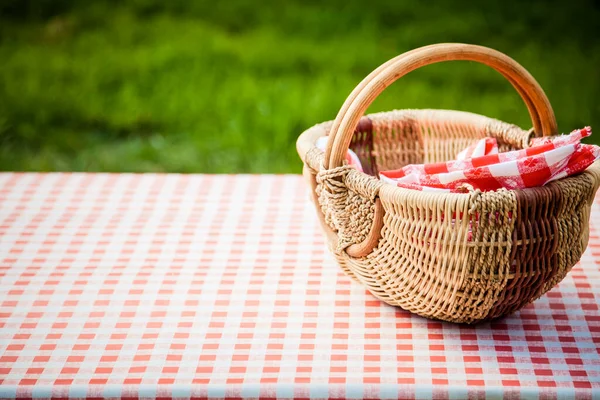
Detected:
left=1, top=0, right=599, bottom=173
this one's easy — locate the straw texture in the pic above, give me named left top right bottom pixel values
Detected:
left=298, top=109, right=600, bottom=323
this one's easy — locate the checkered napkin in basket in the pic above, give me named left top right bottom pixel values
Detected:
left=315, top=127, right=599, bottom=192
left=379, top=127, right=599, bottom=192
left=316, top=127, right=599, bottom=192
left=372, top=127, right=597, bottom=192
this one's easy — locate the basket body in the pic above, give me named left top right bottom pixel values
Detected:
left=298, top=109, right=600, bottom=323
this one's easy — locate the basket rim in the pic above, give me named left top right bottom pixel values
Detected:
left=298, top=108, right=600, bottom=202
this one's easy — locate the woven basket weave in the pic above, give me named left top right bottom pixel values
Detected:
left=296, top=44, right=600, bottom=323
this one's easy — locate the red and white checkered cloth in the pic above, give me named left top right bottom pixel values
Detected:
left=380, top=127, right=600, bottom=192
left=1, top=173, right=600, bottom=399
left=456, top=137, right=499, bottom=160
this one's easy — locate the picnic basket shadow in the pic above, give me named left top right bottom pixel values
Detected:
left=296, top=43, right=600, bottom=323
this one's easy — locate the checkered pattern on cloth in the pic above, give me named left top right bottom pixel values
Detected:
left=456, top=137, right=499, bottom=161
left=380, top=127, right=599, bottom=192
left=1, top=173, right=599, bottom=399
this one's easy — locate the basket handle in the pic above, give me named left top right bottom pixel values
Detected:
left=324, top=43, right=557, bottom=169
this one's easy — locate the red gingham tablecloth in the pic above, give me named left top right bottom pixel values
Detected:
left=1, top=173, right=599, bottom=399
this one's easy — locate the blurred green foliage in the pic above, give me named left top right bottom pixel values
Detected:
left=0, top=0, right=598, bottom=173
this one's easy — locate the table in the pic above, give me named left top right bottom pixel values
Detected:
left=0, top=173, right=599, bottom=399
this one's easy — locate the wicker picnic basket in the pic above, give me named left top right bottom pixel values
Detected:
left=296, top=43, right=600, bottom=323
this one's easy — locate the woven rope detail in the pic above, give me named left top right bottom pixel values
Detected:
left=304, top=146, right=324, bottom=173
left=315, top=166, right=376, bottom=252
left=305, top=144, right=382, bottom=253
